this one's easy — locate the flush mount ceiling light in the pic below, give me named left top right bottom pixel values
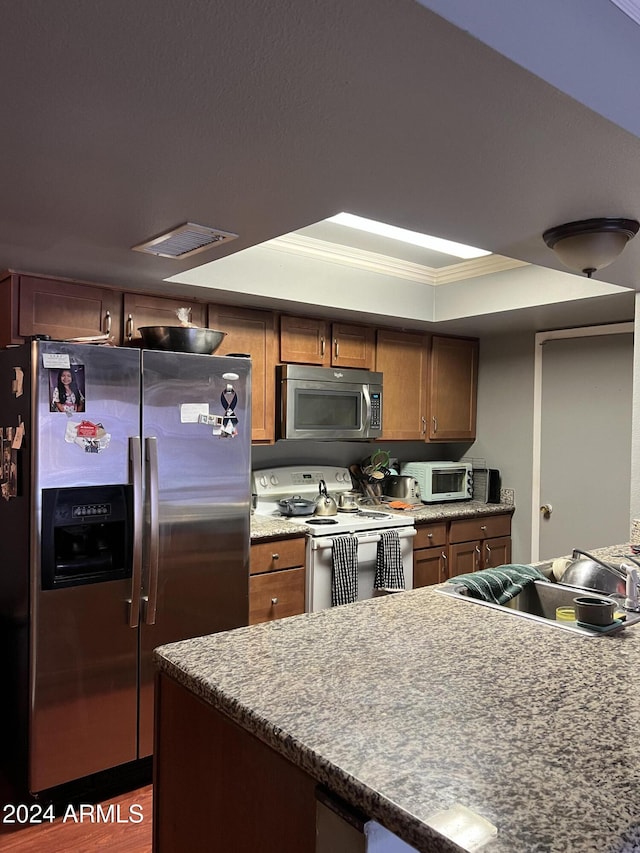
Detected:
left=326, top=212, right=491, bottom=259
left=132, top=222, right=238, bottom=259
left=542, top=217, right=640, bottom=277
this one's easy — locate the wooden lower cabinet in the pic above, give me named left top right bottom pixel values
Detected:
left=413, top=513, right=513, bottom=583
left=413, top=522, right=448, bottom=587
left=249, top=537, right=306, bottom=624
left=154, top=672, right=317, bottom=853
left=447, top=538, right=509, bottom=576
left=448, top=514, right=512, bottom=577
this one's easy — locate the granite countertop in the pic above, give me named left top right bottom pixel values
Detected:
left=250, top=500, right=514, bottom=541
left=154, top=540, right=640, bottom=853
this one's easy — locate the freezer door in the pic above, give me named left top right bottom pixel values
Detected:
left=30, top=343, right=142, bottom=791
left=138, top=351, right=251, bottom=756
left=30, top=580, right=139, bottom=791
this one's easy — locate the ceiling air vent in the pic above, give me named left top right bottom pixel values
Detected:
left=132, top=222, right=238, bottom=259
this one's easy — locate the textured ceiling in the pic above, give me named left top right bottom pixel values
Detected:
left=2, top=0, right=640, bottom=332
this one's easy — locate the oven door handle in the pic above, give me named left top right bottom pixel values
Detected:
left=310, top=528, right=417, bottom=550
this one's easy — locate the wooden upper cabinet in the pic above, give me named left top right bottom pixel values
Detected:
left=429, top=335, right=478, bottom=441
left=280, top=315, right=374, bottom=368
left=375, top=329, right=430, bottom=440
left=207, top=304, right=277, bottom=443
left=330, top=323, right=375, bottom=368
left=122, top=293, right=205, bottom=343
left=17, top=275, right=122, bottom=342
left=280, top=315, right=328, bottom=364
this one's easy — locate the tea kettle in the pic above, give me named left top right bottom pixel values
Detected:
left=314, top=479, right=338, bottom=516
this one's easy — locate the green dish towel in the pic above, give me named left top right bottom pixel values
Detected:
left=446, top=564, right=547, bottom=605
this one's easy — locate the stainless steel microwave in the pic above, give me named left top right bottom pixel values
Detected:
left=278, top=365, right=383, bottom=440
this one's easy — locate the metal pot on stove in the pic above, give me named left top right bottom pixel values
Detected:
left=277, top=495, right=316, bottom=517
left=337, top=491, right=360, bottom=511
left=314, top=480, right=338, bottom=516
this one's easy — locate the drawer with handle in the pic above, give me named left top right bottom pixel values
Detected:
left=249, top=567, right=305, bottom=624
left=413, top=522, right=447, bottom=550
left=250, top=537, right=306, bottom=575
left=448, top=514, right=511, bottom=544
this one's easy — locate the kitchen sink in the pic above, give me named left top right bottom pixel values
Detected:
left=437, top=578, right=640, bottom=637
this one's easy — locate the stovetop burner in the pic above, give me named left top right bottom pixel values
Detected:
left=305, top=517, right=339, bottom=525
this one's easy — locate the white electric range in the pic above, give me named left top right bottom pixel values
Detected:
left=252, top=466, right=416, bottom=611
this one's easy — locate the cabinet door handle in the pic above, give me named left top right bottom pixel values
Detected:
left=271, top=597, right=278, bottom=606
left=126, top=313, right=134, bottom=340
left=334, top=338, right=339, bottom=359
left=320, top=337, right=325, bottom=357
left=474, top=545, right=481, bottom=570
left=421, top=416, right=426, bottom=435
left=103, top=310, right=112, bottom=335
left=440, top=551, right=448, bottom=581
left=432, top=416, right=438, bottom=433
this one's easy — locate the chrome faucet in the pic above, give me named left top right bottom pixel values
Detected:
left=623, top=565, right=640, bottom=612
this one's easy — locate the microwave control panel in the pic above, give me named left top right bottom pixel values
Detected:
left=370, top=392, right=381, bottom=428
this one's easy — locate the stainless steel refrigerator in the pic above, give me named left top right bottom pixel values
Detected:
left=0, top=339, right=251, bottom=793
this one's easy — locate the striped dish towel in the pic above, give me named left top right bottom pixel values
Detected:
left=331, top=534, right=359, bottom=606
left=374, top=529, right=405, bottom=591
left=447, top=564, right=547, bottom=605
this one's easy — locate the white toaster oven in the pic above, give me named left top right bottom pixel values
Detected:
left=400, top=461, right=473, bottom=503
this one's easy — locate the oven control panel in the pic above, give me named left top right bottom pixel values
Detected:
left=252, top=466, right=352, bottom=499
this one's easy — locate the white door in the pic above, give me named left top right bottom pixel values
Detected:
left=535, top=328, right=633, bottom=561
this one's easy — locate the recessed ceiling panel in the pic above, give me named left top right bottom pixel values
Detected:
left=296, top=221, right=464, bottom=268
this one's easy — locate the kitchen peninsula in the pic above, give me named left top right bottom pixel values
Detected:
left=153, top=543, right=640, bottom=853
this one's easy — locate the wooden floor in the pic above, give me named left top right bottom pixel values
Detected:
left=0, top=782, right=153, bottom=852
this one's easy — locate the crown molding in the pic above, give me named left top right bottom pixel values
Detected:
left=435, top=254, right=528, bottom=283
left=265, top=233, right=527, bottom=284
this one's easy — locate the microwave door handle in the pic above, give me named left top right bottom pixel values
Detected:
left=128, top=437, right=143, bottom=629
left=143, top=436, right=160, bottom=625
left=362, top=385, right=371, bottom=432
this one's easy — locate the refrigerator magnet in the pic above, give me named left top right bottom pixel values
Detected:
left=49, top=365, right=86, bottom=415
left=180, top=403, right=210, bottom=423
left=220, top=385, right=238, bottom=437
left=12, top=367, right=24, bottom=397
left=64, top=419, right=111, bottom=453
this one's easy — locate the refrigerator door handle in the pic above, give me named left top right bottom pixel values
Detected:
left=128, top=436, right=144, bottom=628
left=144, top=436, right=160, bottom=625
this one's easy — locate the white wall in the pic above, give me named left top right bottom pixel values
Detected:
left=466, top=331, right=536, bottom=563
left=434, top=265, right=624, bottom=321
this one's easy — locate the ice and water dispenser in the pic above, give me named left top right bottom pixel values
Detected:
left=41, top=485, right=133, bottom=589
